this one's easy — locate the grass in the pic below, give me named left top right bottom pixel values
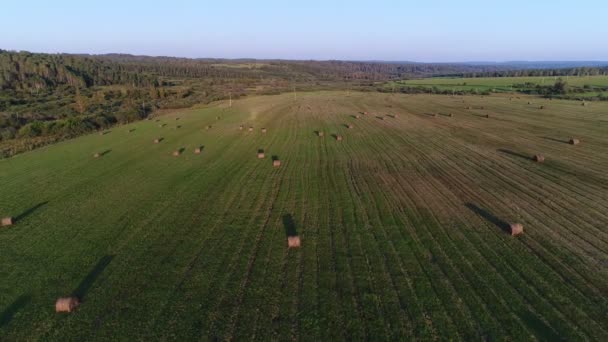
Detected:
left=1, top=91, right=607, bottom=340
left=390, top=75, right=608, bottom=97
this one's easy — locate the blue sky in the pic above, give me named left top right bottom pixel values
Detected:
left=1, top=0, right=606, bottom=62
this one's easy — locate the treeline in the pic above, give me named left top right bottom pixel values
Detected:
left=459, top=66, right=608, bottom=78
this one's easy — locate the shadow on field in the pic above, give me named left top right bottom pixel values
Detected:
left=541, top=136, right=569, bottom=144
left=72, top=255, right=114, bottom=300
left=465, top=203, right=511, bottom=234
left=497, top=149, right=531, bottom=161
left=128, top=128, right=136, bottom=133
left=100, top=150, right=112, bottom=157
left=271, top=155, right=279, bottom=161
left=519, top=309, right=561, bottom=341
left=0, top=295, right=31, bottom=328
left=15, top=201, right=48, bottom=223
left=282, top=214, right=298, bottom=237
left=178, top=147, right=185, bottom=154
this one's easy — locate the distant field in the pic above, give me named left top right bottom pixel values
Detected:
left=1, top=92, right=607, bottom=340
left=392, top=75, right=608, bottom=97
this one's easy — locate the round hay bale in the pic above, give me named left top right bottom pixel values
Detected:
left=318, top=131, right=324, bottom=137
left=154, top=138, right=160, bottom=144
left=1, top=217, right=13, bottom=226
left=99, top=132, right=104, bottom=136
left=336, top=135, right=343, bottom=141
left=94, top=153, right=101, bottom=158
left=448, top=113, right=453, bottom=117
left=248, top=127, right=253, bottom=132
left=261, top=128, right=267, bottom=133
left=533, top=154, right=545, bottom=163
left=273, top=160, right=281, bottom=167
left=569, top=138, right=580, bottom=145
left=239, top=125, right=244, bottom=131
left=355, top=115, right=360, bottom=119
left=363, top=111, right=368, bottom=115
left=466, top=106, right=471, bottom=109
left=55, top=297, right=80, bottom=313
left=582, top=102, right=586, bottom=106
left=484, top=114, right=489, bottom=118
left=257, top=152, right=265, bottom=159
left=539, top=105, right=544, bottom=109
left=347, top=124, right=353, bottom=129
left=288, top=236, right=301, bottom=248
left=194, top=148, right=202, bottom=154
left=510, top=223, right=524, bottom=236
left=173, top=150, right=181, bottom=156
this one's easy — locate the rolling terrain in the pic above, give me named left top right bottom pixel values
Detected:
left=1, top=91, right=607, bottom=340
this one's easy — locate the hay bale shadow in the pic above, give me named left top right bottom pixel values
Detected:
left=258, top=148, right=264, bottom=154
left=497, top=148, right=532, bottom=161
left=178, top=147, right=185, bottom=154
left=128, top=129, right=136, bottom=133
left=271, top=155, right=279, bottom=161
left=0, top=294, right=31, bottom=328
left=350, top=115, right=358, bottom=119
left=465, top=203, right=511, bottom=234
left=330, top=134, right=338, bottom=139
left=519, top=309, right=561, bottom=341
left=100, top=150, right=112, bottom=157
left=72, top=255, right=114, bottom=301
left=342, top=124, right=350, bottom=128
left=282, top=214, right=298, bottom=237
left=375, top=116, right=384, bottom=120
left=541, top=137, right=569, bottom=144
left=14, top=201, right=48, bottom=223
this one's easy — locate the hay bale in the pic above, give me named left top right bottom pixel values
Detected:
left=528, top=102, right=531, bottom=105
left=363, top=111, right=368, bottom=115
left=569, top=138, right=580, bottom=145
left=380, top=116, right=385, bottom=120
left=1, top=217, right=13, bottom=226
left=510, top=223, right=524, bottom=236
left=484, top=114, right=490, bottom=118
left=248, top=127, right=253, bottom=132
left=99, top=132, right=104, bottom=136
left=336, top=135, right=343, bottom=141
left=206, top=125, right=212, bottom=130
left=318, top=131, right=324, bottom=137
left=194, top=147, right=202, bottom=154
left=216, top=116, right=220, bottom=120
left=582, top=102, right=586, bottom=106
left=533, top=154, right=545, bottom=163
left=539, top=105, right=544, bottom=109
left=393, top=114, right=398, bottom=118
left=239, top=125, right=244, bottom=131
left=175, top=117, right=180, bottom=121
left=257, top=152, right=265, bottom=159
left=94, top=153, right=101, bottom=158
left=347, top=124, right=353, bottom=129
left=273, top=160, right=281, bottom=167
left=154, top=138, right=160, bottom=144
left=55, top=297, right=80, bottom=313
left=173, top=150, right=181, bottom=156
left=448, top=113, right=453, bottom=117
left=466, top=106, right=471, bottom=109
left=288, top=236, right=301, bottom=248
left=355, top=115, right=360, bottom=119
left=261, top=128, right=267, bottom=133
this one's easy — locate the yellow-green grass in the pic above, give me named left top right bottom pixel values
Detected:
left=1, top=92, right=607, bottom=340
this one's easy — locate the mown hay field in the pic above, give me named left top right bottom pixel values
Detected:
left=1, top=91, right=607, bottom=340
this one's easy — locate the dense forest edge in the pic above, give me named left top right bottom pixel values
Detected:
left=1, top=49, right=607, bottom=158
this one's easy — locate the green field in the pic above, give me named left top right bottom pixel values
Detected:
left=392, top=75, right=608, bottom=97
left=1, top=92, right=608, bottom=340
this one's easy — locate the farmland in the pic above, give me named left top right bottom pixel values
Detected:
left=390, top=75, right=608, bottom=99
left=1, top=91, right=608, bottom=340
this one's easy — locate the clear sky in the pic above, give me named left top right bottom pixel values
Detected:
left=1, top=0, right=606, bottom=62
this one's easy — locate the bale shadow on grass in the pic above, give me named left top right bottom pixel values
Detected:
left=72, top=255, right=114, bottom=300
left=271, top=155, right=279, bottom=161
left=497, top=148, right=532, bottom=161
left=100, top=150, right=112, bottom=157
left=342, top=124, right=350, bottom=128
left=258, top=148, right=264, bottom=154
left=465, top=203, right=511, bottom=234
left=15, top=201, right=48, bottom=223
left=350, top=115, right=358, bottom=119
left=330, top=134, right=339, bottom=140
left=128, top=129, right=136, bottom=133
left=178, top=147, right=186, bottom=154
left=541, top=136, right=569, bottom=144
left=375, top=116, right=385, bottom=120
left=0, top=295, right=31, bottom=328
left=518, top=309, right=561, bottom=341
left=282, top=214, right=298, bottom=238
